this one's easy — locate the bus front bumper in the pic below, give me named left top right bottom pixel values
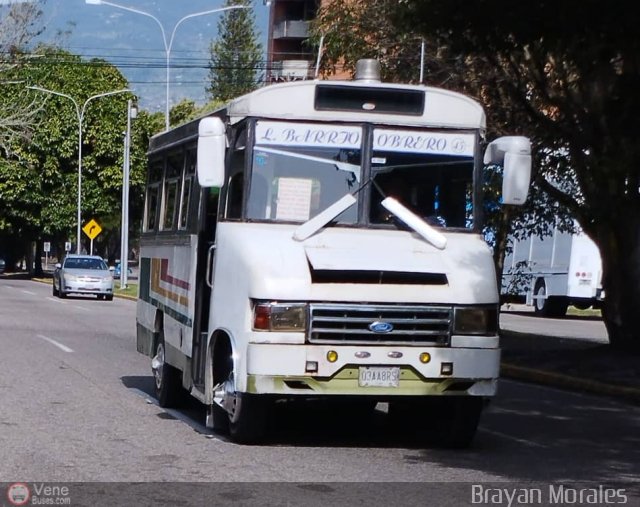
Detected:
left=244, top=343, right=500, bottom=397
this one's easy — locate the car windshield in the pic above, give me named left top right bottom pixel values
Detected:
left=247, top=121, right=362, bottom=224
left=64, top=258, right=108, bottom=270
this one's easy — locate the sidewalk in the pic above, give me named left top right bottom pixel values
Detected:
left=500, top=328, right=640, bottom=404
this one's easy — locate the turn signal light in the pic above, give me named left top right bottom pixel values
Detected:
left=419, top=352, right=431, bottom=364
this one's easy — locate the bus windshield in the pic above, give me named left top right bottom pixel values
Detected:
left=369, top=128, right=476, bottom=229
left=248, top=121, right=362, bottom=224
left=246, top=121, right=476, bottom=229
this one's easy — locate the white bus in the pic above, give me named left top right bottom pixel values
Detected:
left=136, top=60, right=531, bottom=447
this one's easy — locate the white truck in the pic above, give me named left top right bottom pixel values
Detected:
left=502, top=225, right=603, bottom=317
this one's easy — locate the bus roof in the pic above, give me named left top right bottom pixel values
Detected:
left=226, top=79, right=486, bottom=130
left=149, top=78, right=486, bottom=154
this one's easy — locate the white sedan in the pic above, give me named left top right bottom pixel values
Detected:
left=53, top=254, right=114, bottom=300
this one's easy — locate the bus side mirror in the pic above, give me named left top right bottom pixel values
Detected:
left=484, top=136, right=531, bottom=206
left=197, top=117, right=226, bottom=188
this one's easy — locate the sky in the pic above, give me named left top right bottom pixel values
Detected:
left=36, top=0, right=270, bottom=111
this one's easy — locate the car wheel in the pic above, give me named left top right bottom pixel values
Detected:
left=106, top=295, right=113, bottom=301
left=52, top=281, right=58, bottom=297
left=151, top=334, right=183, bottom=408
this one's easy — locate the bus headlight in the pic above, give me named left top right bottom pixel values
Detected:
left=253, top=302, right=307, bottom=332
left=453, top=307, right=498, bottom=335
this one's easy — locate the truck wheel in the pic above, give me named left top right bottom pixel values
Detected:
left=533, top=279, right=549, bottom=316
left=534, top=279, right=568, bottom=317
left=151, top=334, right=183, bottom=408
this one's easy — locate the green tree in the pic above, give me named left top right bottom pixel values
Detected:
left=206, top=0, right=263, bottom=102
left=0, top=0, right=46, bottom=155
left=394, top=0, right=640, bottom=351
left=315, top=0, right=640, bottom=350
left=0, top=46, right=147, bottom=271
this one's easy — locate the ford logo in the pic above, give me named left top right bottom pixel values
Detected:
left=369, top=321, right=394, bottom=333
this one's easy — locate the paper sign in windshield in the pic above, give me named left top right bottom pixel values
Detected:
left=275, top=178, right=313, bottom=221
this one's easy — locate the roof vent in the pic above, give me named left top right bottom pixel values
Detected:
left=354, top=59, right=381, bottom=83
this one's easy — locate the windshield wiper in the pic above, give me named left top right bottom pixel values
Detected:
left=255, top=146, right=361, bottom=181
left=380, top=197, right=447, bottom=250
left=293, top=193, right=357, bottom=241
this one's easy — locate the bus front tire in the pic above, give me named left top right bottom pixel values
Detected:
left=228, top=393, right=268, bottom=444
left=389, top=397, right=483, bottom=448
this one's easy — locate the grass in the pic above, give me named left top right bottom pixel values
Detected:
left=114, top=282, right=138, bottom=299
left=566, top=306, right=602, bottom=318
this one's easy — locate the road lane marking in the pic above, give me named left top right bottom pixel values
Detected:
left=479, top=428, right=546, bottom=448
left=46, top=297, right=64, bottom=304
left=21, top=290, right=36, bottom=295
left=73, top=305, right=90, bottom=312
left=36, top=334, right=74, bottom=353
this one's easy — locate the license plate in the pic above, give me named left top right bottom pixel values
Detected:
left=358, top=366, right=400, bottom=388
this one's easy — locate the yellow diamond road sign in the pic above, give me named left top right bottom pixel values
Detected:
left=83, top=219, right=102, bottom=240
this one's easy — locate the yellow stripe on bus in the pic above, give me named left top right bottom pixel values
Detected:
left=151, top=258, right=189, bottom=307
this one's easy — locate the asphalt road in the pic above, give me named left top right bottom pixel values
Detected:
left=1, top=279, right=638, bottom=504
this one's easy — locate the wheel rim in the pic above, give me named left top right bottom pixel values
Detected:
left=213, top=371, right=237, bottom=418
left=535, top=285, right=546, bottom=311
left=151, top=343, right=165, bottom=390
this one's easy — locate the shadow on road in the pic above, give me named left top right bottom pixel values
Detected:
left=120, top=376, right=640, bottom=483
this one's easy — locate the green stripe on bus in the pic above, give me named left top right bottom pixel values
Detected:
left=139, top=257, right=151, bottom=302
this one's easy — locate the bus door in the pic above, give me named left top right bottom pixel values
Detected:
left=191, top=124, right=246, bottom=388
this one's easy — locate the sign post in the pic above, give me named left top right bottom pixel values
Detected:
left=82, top=219, right=102, bottom=255
left=43, top=241, right=50, bottom=270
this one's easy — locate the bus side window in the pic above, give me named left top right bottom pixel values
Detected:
left=227, top=173, right=243, bottom=219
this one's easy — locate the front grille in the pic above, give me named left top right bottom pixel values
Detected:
left=308, top=303, right=452, bottom=345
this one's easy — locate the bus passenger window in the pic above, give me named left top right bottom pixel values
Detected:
left=178, top=177, right=192, bottom=230
left=163, top=179, right=179, bottom=230
left=145, top=185, right=160, bottom=231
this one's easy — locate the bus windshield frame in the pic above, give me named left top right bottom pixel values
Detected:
left=242, top=119, right=481, bottom=232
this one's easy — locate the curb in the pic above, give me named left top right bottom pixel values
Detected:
left=32, top=277, right=137, bottom=301
left=501, top=362, right=640, bottom=404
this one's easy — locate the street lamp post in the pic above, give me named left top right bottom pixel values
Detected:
left=120, top=99, right=137, bottom=289
left=28, top=86, right=130, bottom=255
left=86, top=0, right=250, bottom=131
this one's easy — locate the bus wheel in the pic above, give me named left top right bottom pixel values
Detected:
left=151, top=334, right=182, bottom=408
left=435, top=397, right=484, bottom=449
left=213, top=369, right=267, bottom=443
left=228, top=392, right=268, bottom=444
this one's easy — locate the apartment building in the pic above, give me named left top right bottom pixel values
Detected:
left=266, top=0, right=321, bottom=82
